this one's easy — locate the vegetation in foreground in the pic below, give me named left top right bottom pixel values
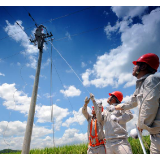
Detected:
left=1, top=136, right=151, bottom=154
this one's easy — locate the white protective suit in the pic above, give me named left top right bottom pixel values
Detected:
left=119, top=74, right=160, bottom=154
left=93, top=101, right=133, bottom=154
left=82, top=106, right=106, bottom=154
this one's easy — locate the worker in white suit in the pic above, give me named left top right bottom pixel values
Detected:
left=90, top=91, right=133, bottom=154
left=115, top=53, right=160, bottom=154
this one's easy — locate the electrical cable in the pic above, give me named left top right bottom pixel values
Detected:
left=50, top=42, right=90, bottom=94
left=0, top=6, right=96, bottom=41
left=54, top=26, right=104, bottom=41
left=49, top=48, right=87, bottom=143
left=2, top=6, right=30, bottom=38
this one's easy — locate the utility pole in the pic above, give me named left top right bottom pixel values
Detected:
left=22, top=25, right=53, bottom=154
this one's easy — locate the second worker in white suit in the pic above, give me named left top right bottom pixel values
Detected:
left=90, top=91, right=133, bottom=154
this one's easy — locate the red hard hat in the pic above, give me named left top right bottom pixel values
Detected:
left=132, top=53, right=159, bottom=71
left=109, top=91, right=123, bottom=102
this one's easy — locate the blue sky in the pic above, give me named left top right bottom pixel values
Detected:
left=0, top=4, right=160, bottom=150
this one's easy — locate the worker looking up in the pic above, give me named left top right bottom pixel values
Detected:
left=90, top=91, right=133, bottom=154
left=115, top=53, right=160, bottom=154
left=82, top=97, right=106, bottom=154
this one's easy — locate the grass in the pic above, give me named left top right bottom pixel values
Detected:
left=1, top=136, right=151, bottom=154
left=29, top=143, right=88, bottom=154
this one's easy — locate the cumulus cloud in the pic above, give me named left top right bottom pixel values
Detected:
left=0, top=121, right=52, bottom=150
left=4, top=20, right=39, bottom=69
left=0, top=121, right=88, bottom=150
left=35, top=105, right=69, bottom=131
left=0, top=83, right=70, bottom=131
left=0, top=83, right=32, bottom=114
left=112, top=6, right=148, bottom=19
left=54, top=128, right=87, bottom=146
left=0, top=72, right=5, bottom=76
left=82, top=8, right=160, bottom=89
left=60, top=85, right=81, bottom=97
left=4, top=20, right=37, bottom=54
left=62, top=107, right=91, bottom=127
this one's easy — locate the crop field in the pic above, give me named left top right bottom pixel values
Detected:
left=2, top=136, right=151, bottom=154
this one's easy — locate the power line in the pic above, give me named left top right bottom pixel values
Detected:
left=23, top=6, right=38, bottom=27
left=41, top=6, right=95, bottom=25
left=51, top=53, right=86, bottom=140
left=0, top=52, right=22, bottom=61
left=54, top=26, right=104, bottom=41
left=2, top=6, right=29, bottom=37
left=50, top=42, right=90, bottom=94
left=0, top=6, right=95, bottom=41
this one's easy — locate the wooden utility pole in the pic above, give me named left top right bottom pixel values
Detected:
left=22, top=25, right=53, bottom=154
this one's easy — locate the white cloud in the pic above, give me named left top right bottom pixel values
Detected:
left=81, top=69, right=92, bottom=87
left=62, top=107, right=91, bottom=127
left=0, top=83, right=32, bottom=114
left=54, top=128, right=87, bottom=146
left=66, top=69, right=73, bottom=73
left=43, top=93, right=55, bottom=98
left=65, top=31, right=72, bottom=40
left=60, top=85, right=81, bottom=97
left=0, top=72, right=5, bottom=76
left=29, top=75, right=35, bottom=80
left=4, top=20, right=38, bottom=55
left=112, top=6, right=148, bottom=19
left=17, top=62, right=21, bottom=66
left=35, top=105, right=69, bottom=131
left=0, top=83, right=69, bottom=131
left=40, top=74, right=47, bottom=79
left=81, top=62, right=87, bottom=68
left=0, top=125, right=87, bottom=150
left=4, top=20, right=39, bottom=69
left=82, top=8, right=160, bottom=89
left=0, top=121, right=53, bottom=150
left=41, top=58, right=50, bottom=69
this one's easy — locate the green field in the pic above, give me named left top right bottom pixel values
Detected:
left=1, top=136, right=151, bottom=154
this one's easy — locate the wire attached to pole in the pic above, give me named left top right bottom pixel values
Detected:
left=49, top=42, right=90, bottom=94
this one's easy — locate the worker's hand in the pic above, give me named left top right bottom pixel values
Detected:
left=138, top=127, right=143, bottom=133
left=84, top=97, right=90, bottom=105
left=90, top=93, right=95, bottom=101
left=111, top=115, right=118, bottom=123
left=115, top=104, right=123, bottom=110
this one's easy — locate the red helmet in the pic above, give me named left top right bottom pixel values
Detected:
left=132, top=53, right=159, bottom=71
left=109, top=91, right=123, bottom=103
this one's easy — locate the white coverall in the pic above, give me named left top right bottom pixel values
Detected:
left=119, top=74, right=160, bottom=154
left=93, top=101, right=133, bottom=154
left=82, top=106, right=106, bottom=154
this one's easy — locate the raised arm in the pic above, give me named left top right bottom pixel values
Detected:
left=90, top=93, right=104, bottom=125
left=117, top=110, right=134, bottom=124
left=115, top=91, right=138, bottom=111
left=82, top=96, right=91, bottom=121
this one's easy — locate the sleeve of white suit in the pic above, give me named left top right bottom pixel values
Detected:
left=117, top=110, right=133, bottom=124
left=82, top=106, right=91, bottom=121
left=93, top=101, right=104, bottom=126
left=139, top=76, right=160, bottom=130
left=120, top=91, right=138, bottom=111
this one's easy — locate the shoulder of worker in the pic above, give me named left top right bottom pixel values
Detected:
left=144, top=74, right=160, bottom=86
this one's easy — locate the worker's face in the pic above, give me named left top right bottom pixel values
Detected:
left=107, top=96, right=116, bottom=105
left=132, top=64, right=139, bottom=77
